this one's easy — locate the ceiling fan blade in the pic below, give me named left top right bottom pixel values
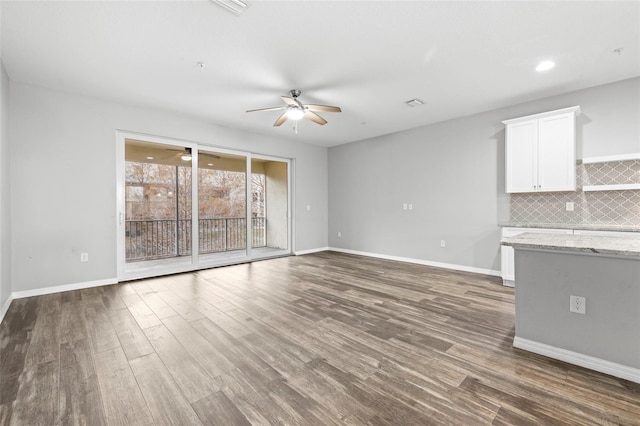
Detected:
left=303, top=104, right=342, bottom=113
left=246, top=106, right=286, bottom=113
left=199, top=152, right=220, bottom=159
left=165, top=147, right=192, bottom=154
left=273, top=112, right=288, bottom=127
left=304, top=110, right=327, bottom=125
left=281, top=96, right=297, bottom=106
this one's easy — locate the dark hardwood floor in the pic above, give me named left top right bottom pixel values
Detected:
left=1, top=251, right=639, bottom=425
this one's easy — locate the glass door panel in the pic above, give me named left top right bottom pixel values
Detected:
left=251, top=157, right=290, bottom=258
left=124, top=139, right=193, bottom=273
left=197, top=150, right=248, bottom=263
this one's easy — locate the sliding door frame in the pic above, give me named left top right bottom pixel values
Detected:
left=116, top=130, right=293, bottom=282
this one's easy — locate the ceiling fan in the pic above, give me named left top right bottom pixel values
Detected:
left=165, top=147, right=220, bottom=162
left=246, top=89, right=342, bottom=127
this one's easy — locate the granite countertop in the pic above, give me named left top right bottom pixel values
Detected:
left=501, top=232, right=640, bottom=257
left=499, top=222, right=640, bottom=232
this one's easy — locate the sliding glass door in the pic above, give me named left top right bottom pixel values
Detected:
left=251, top=156, right=290, bottom=259
left=123, top=139, right=194, bottom=273
left=118, top=134, right=291, bottom=280
left=197, top=149, right=248, bottom=263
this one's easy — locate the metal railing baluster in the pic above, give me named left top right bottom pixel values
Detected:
left=124, top=217, right=266, bottom=262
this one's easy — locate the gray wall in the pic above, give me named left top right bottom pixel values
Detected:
left=328, top=78, right=640, bottom=273
left=515, top=249, right=640, bottom=368
left=0, top=60, right=10, bottom=310
left=10, top=82, right=328, bottom=293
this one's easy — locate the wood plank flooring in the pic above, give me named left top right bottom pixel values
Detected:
left=1, top=251, right=639, bottom=425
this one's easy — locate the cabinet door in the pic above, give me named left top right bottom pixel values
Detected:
left=506, top=120, right=538, bottom=193
left=537, top=113, right=576, bottom=192
left=500, top=245, right=516, bottom=285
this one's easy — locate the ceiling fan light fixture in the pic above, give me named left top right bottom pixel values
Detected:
left=286, top=106, right=305, bottom=121
left=210, top=0, right=247, bottom=15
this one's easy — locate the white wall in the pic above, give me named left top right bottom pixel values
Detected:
left=0, top=60, right=11, bottom=313
left=10, top=82, right=328, bottom=293
left=328, top=78, right=640, bottom=273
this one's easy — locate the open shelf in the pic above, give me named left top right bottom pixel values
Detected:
left=582, top=183, right=640, bottom=192
left=581, top=153, right=640, bottom=164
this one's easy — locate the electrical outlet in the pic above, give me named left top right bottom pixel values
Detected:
left=402, top=203, right=408, bottom=210
left=566, top=202, right=575, bottom=212
left=570, top=295, right=586, bottom=314
left=338, top=231, right=342, bottom=238
left=440, top=240, right=446, bottom=248
left=408, top=204, right=413, bottom=210
left=80, top=253, right=89, bottom=262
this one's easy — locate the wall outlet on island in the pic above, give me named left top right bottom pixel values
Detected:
left=566, top=202, right=575, bottom=211
left=570, top=295, right=586, bottom=314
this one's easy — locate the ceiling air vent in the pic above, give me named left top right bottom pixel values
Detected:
left=405, top=99, right=424, bottom=107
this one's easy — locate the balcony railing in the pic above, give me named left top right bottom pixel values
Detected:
left=125, top=217, right=266, bottom=262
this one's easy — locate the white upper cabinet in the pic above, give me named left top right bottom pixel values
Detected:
left=503, top=106, right=580, bottom=193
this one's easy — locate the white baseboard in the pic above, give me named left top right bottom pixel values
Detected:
left=294, top=247, right=330, bottom=256
left=0, top=294, right=12, bottom=325
left=328, top=247, right=501, bottom=277
left=513, top=336, right=640, bottom=384
left=11, top=277, right=118, bottom=300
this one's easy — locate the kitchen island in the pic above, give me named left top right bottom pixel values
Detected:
left=501, top=232, right=640, bottom=383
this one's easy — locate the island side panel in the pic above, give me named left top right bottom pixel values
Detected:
left=514, top=249, right=640, bottom=369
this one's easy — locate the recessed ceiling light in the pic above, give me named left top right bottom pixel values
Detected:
left=405, top=99, right=424, bottom=107
left=146, top=156, right=154, bottom=160
left=536, top=60, right=555, bottom=72
left=208, top=163, right=214, bottom=166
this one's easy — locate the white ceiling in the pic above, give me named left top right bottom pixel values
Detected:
left=1, top=1, right=638, bottom=147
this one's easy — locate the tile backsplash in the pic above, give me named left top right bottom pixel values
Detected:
left=510, top=159, right=640, bottom=227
